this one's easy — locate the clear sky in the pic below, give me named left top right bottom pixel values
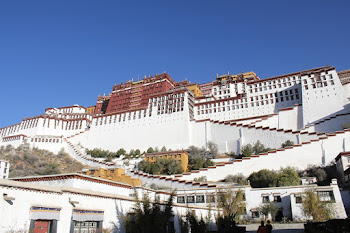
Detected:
left=0, top=0, right=349, bottom=127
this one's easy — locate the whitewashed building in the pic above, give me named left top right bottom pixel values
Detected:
left=0, top=173, right=347, bottom=233
left=0, top=173, right=218, bottom=233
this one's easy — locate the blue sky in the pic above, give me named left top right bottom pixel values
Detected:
left=0, top=1, right=349, bottom=127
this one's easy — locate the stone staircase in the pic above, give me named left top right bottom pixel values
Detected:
left=63, top=137, right=115, bottom=168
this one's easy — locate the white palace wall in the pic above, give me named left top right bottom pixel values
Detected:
left=301, top=69, right=348, bottom=126
left=278, top=104, right=303, bottom=130
left=85, top=110, right=191, bottom=152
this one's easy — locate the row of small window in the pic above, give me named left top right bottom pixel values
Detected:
left=217, top=78, right=301, bottom=92
left=305, top=75, right=333, bottom=84
left=294, top=191, right=335, bottom=203
left=213, top=76, right=300, bottom=91
left=95, top=112, right=149, bottom=125
left=252, top=89, right=299, bottom=100
left=153, top=99, right=184, bottom=107
left=177, top=192, right=336, bottom=204
left=250, top=76, right=301, bottom=87
left=157, top=108, right=184, bottom=115
left=1, top=136, right=23, bottom=142
left=31, top=138, right=61, bottom=143
left=198, top=89, right=299, bottom=110
left=177, top=194, right=246, bottom=204
left=157, top=104, right=184, bottom=110
left=262, top=195, right=282, bottom=203
left=61, top=121, right=83, bottom=130
left=213, top=89, right=230, bottom=96
left=248, top=81, right=300, bottom=93
left=177, top=195, right=214, bottom=204
left=21, top=120, right=39, bottom=129
left=61, top=114, right=88, bottom=119
left=60, top=109, right=74, bottom=113
left=197, top=95, right=299, bottom=115
left=304, top=80, right=334, bottom=90
left=154, top=103, right=184, bottom=109
left=0, top=128, right=17, bottom=137
left=149, top=94, right=185, bottom=103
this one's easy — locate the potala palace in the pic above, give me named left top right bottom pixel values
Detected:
left=1, top=66, right=350, bottom=232
left=2, top=66, right=350, bottom=171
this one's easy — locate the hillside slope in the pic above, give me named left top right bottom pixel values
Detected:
left=0, top=144, right=88, bottom=178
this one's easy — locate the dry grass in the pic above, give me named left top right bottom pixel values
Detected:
left=0, top=144, right=89, bottom=178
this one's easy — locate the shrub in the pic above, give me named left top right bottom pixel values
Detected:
left=117, top=148, right=127, bottom=156
left=123, top=190, right=175, bottom=233
left=187, top=145, right=215, bottom=171
left=194, top=176, right=207, bottom=182
left=0, top=146, right=85, bottom=177
left=207, top=141, right=218, bottom=158
left=259, top=202, right=279, bottom=220
left=216, top=189, right=246, bottom=227
left=302, top=189, right=334, bottom=221
left=276, top=167, right=300, bottom=186
left=223, top=174, right=248, bottom=185
left=241, top=140, right=274, bottom=157
left=147, top=147, right=154, bottom=153
left=248, top=167, right=300, bottom=188
left=248, top=169, right=279, bottom=188
left=138, top=158, right=183, bottom=175
left=86, top=148, right=120, bottom=159
left=241, top=144, right=253, bottom=157
left=282, top=140, right=294, bottom=148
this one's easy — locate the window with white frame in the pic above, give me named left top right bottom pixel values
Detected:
left=273, top=195, right=281, bottom=202
left=177, top=196, right=185, bottom=203
left=187, top=196, right=195, bottom=203
left=196, top=195, right=205, bottom=203
left=318, top=191, right=335, bottom=202
left=262, top=195, right=270, bottom=203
